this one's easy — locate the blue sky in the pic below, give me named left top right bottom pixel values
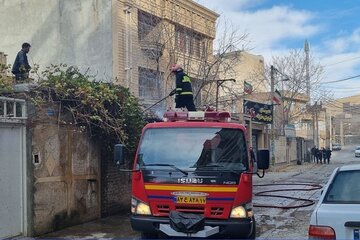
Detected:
left=195, top=0, right=360, bottom=98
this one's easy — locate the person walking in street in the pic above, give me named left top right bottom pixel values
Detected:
left=318, top=148, right=323, bottom=164
left=12, top=42, right=31, bottom=81
left=311, top=146, right=316, bottom=163
left=169, top=64, right=196, bottom=111
left=322, top=147, right=327, bottom=164
left=315, top=147, right=319, bottom=164
left=325, top=147, right=332, bottom=164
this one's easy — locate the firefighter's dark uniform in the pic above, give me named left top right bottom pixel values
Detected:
left=174, top=69, right=196, bottom=111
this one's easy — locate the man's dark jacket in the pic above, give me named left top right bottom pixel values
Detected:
left=12, top=50, right=31, bottom=74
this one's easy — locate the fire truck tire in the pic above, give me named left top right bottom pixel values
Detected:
left=141, top=232, right=158, bottom=239
left=248, top=218, right=256, bottom=239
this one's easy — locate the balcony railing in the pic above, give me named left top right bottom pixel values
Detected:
left=0, top=97, right=27, bottom=121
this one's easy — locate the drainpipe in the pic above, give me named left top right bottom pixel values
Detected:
left=124, top=6, right=132, bottom=89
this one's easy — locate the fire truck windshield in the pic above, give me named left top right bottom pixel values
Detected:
left=136, top=128, right=248, bottom=172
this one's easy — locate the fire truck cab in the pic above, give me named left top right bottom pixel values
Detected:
left=115, top=109, right=270, bottom=239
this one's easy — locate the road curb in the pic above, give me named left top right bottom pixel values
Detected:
left=268, top=162, right=317, bottom=173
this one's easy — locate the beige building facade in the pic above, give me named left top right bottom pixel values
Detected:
left=113, top=0, right=219, bottom=112
left=323, top=94, right=360, bottom=147
left=217, top=51, right=267, bottom=113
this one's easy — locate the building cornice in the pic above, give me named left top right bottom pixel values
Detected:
left=178, top=0, right=220, bottom=21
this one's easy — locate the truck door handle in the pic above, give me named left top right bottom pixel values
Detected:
left=345, top=222, right=360, bottom=227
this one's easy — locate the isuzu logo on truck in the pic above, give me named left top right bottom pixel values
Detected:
left=177, top=178, right=204, bottom=184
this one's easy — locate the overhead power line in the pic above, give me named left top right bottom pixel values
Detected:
left=321, top=74, right=360, bottom=84
left=322, top=85, right=360, bottom=90
left=324, top=56, right=360, bottom=68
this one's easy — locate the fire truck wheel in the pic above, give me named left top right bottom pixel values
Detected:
left=141, top=232, right=158, bottom=239
left=248, top=217, right=256, bottom=239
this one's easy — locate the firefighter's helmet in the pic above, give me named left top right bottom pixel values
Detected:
left=170, top=64, right=181, bottom=72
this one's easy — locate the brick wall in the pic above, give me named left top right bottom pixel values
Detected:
left=100, top=150, right=132, bottom=217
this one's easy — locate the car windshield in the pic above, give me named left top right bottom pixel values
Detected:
left=356, top=147, right=360, bottom=150
left=136, top=127, right=248, bottom=171
left=323, top=170, right=360, bottom=203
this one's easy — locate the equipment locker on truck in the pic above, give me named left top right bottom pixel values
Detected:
left=115, top=109, right=270, bottom=239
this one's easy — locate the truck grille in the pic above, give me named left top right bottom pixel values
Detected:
left=175, top=206, right=205, bottom=214
left=157, top=204, right=170, bottom=213
left=210, top=207, right=224, bottom=216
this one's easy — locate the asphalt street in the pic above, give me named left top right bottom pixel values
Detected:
left=255, top=144, right=360, bottom=239
left=42, top=144, right=360, bottom=239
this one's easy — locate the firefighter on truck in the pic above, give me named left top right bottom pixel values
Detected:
left=115, top=109, right=270, bottom=239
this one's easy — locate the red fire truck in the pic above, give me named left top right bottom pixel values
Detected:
left=115, top=109, right=269, bottom=239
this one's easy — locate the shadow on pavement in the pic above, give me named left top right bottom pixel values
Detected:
left=41, top=214, right=139, bottom=239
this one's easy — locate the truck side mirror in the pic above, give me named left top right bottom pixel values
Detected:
left=257, top=149, right=269, bottom=170
left=114, top=144, right=125, bottom=166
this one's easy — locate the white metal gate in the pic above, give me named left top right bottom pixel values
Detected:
left=0, top=97, right=27, bottom=238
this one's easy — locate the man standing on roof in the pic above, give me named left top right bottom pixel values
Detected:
left=12, top=42, right=31, bottom=81
left=169, top=64, right=196, bottom=111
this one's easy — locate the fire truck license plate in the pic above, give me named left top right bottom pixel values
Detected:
left=176, top=196, right=206, bottom=204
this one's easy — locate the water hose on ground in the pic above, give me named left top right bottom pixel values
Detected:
left=253, top=183, right=323, bottom=209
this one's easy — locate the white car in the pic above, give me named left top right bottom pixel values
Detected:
left=355, top=147, right=360, bottom=157
left=309, top=164, right=360, bottom=239
left=332, top=143, right=342, bottom=151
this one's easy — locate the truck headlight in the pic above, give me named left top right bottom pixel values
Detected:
left=131, top=197, right=151, bottom=215
left=136, top=202, right=151, bottom=215
left=230, top=203, right=253, bottom=218
left=230, top=206, right=247, bottom=218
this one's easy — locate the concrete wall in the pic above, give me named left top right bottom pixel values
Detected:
left=30, top=104, right=101, bottom=235
left=274, top=136, right=297, bottom=164
left=0, top=0, right=113, bottom=81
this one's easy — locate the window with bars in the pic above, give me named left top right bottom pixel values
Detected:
left=138, top=10, right=161, bottom=40
left=175, top=25, right=206, bottom=57
left=139, top=67, right=163, bottom=100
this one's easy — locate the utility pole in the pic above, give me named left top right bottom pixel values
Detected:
left=270, top=66, right=275, bottom=165
left=312, top=110, right=316, bottom=146
left=307, top=101, right=322, bottom=147
left=340, top=120, right=344, bottom=146
left=269, top=65, right=289, bottom=165
left=329, top=113, right=333, bottom=149
left=315, top=106, right=319, bottom=146
left=324, top=110, right=333, bottom=148
left=304, top=40, right=310, bottom=101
